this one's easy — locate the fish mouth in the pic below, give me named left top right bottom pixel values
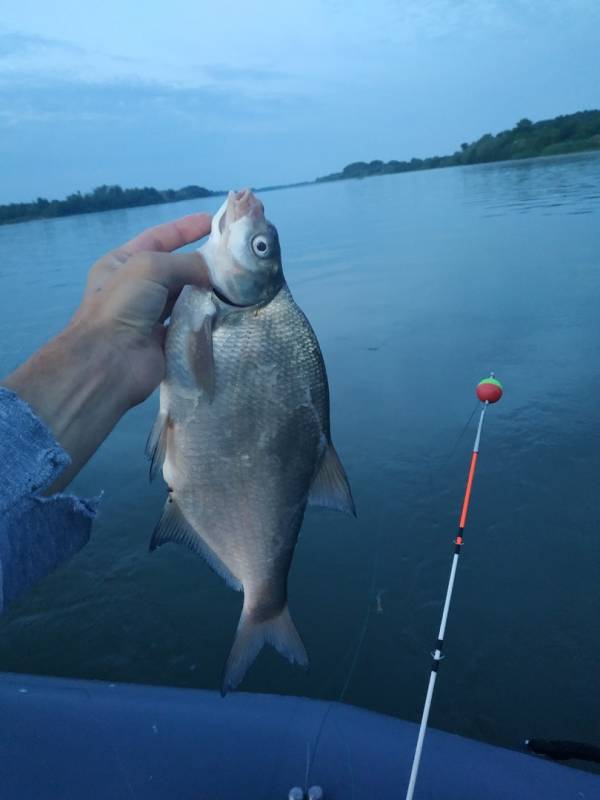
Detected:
left=214, top=188, right=265, bottom=236
left=226, top=188, right=265, bottom=224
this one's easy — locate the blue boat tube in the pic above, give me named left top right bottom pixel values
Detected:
left=0, top=672, right=597, bottom=799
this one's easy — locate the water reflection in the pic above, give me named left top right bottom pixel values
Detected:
left=460, top=151, right=600, bottom=215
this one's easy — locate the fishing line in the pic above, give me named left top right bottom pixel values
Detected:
left=305, top=500, right=383, bottom=792
left=425, top=399, right=481, bottom=539
left=447, top=400, right=481, bottom=461
left=339, top=516, right=381, bottom=703
left=305, top=398, right=482, bottom=791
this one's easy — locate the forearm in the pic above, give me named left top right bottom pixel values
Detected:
left=2, top=321, right=129, bottom=491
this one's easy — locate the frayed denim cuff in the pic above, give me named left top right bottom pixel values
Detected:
left=0, top=388, right=97, bottom=610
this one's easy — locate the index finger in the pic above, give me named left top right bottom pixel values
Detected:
left=113, top=212, right=213, bottom=260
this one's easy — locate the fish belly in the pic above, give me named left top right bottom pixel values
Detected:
left=167, top=285, right=328, bottom=609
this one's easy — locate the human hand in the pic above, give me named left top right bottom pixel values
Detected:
left=75, top=212, right=212, bottom=407
left=2, top=212, right=212, bottom=490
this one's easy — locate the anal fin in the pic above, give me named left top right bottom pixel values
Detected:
left=150, top=500, right=241, bottom=592
left=308, top=442, right=356, bottom=517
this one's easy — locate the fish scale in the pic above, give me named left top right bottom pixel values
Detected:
left=170, top=287, right=325, bottom=592
left=147, top=189, right=355, bottom=693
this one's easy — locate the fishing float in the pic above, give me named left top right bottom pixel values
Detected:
left=405, top=373, right=504, bottom=800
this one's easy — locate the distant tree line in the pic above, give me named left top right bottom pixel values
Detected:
left=0, top=183, right=223, bottom=226
left=316, top=110, right=600, bottom=183
left=3, top=110, right=600, bottom=226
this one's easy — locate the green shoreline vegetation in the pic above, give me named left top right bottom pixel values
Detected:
left=316, top=110, right=600, bottom=183
left=1, top=110, right=599, bottom=226
left=0, top=184, right=225, bottom=227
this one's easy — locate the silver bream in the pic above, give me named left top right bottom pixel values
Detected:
left=147, top=189, right=355, bottom=693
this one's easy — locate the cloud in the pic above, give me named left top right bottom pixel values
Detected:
left=0, top=26, right=153, bottom=89
left=0, top=73, right=311, bottom=137
left=0, top=29, right=84, bottom=59
left=201, top=63, right=290, bottom=85
left=1, top=0, right=599, bottom=203
left=0, top=21, right=300, bottom=113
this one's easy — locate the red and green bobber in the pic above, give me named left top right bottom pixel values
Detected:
left=476, top=375, right=503, bottom=404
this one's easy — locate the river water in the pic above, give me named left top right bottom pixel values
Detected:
left=1, top=152, right=599, bottom=753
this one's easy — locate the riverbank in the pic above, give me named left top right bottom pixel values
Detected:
left=2, top=110, right=599, bottom=227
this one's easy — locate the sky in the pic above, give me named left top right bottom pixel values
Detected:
left=1, top=0, right=599, bottom=203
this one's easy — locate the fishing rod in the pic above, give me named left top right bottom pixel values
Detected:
left=405, top=373, right=504, bottom=800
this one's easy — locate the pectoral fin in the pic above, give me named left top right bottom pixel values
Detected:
left=308, top=442, right=356, bottom=517
left=146, top=410, right=169, bottom=482
left=189, top=309, right=216, bottom=401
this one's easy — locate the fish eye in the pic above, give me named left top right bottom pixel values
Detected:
left=251, top=235, right=270, bottom=257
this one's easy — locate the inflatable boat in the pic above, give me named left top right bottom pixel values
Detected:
left=0, top=672, right=598, bottom=799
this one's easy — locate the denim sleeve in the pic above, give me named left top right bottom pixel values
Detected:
left=0, top=388, right=97, bottom=610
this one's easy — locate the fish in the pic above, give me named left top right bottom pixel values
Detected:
left=146, top=188, right=355, bottom=693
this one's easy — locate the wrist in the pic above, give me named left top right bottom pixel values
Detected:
left=2, top=320, right=130, bottom=490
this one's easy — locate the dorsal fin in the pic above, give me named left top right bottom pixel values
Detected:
left=150, top=500, right=242, bottom=591
left=308, top=442, right=356, bottom=517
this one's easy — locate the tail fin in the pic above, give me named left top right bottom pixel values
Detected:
left=222, top=604, right=308, bottom=695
